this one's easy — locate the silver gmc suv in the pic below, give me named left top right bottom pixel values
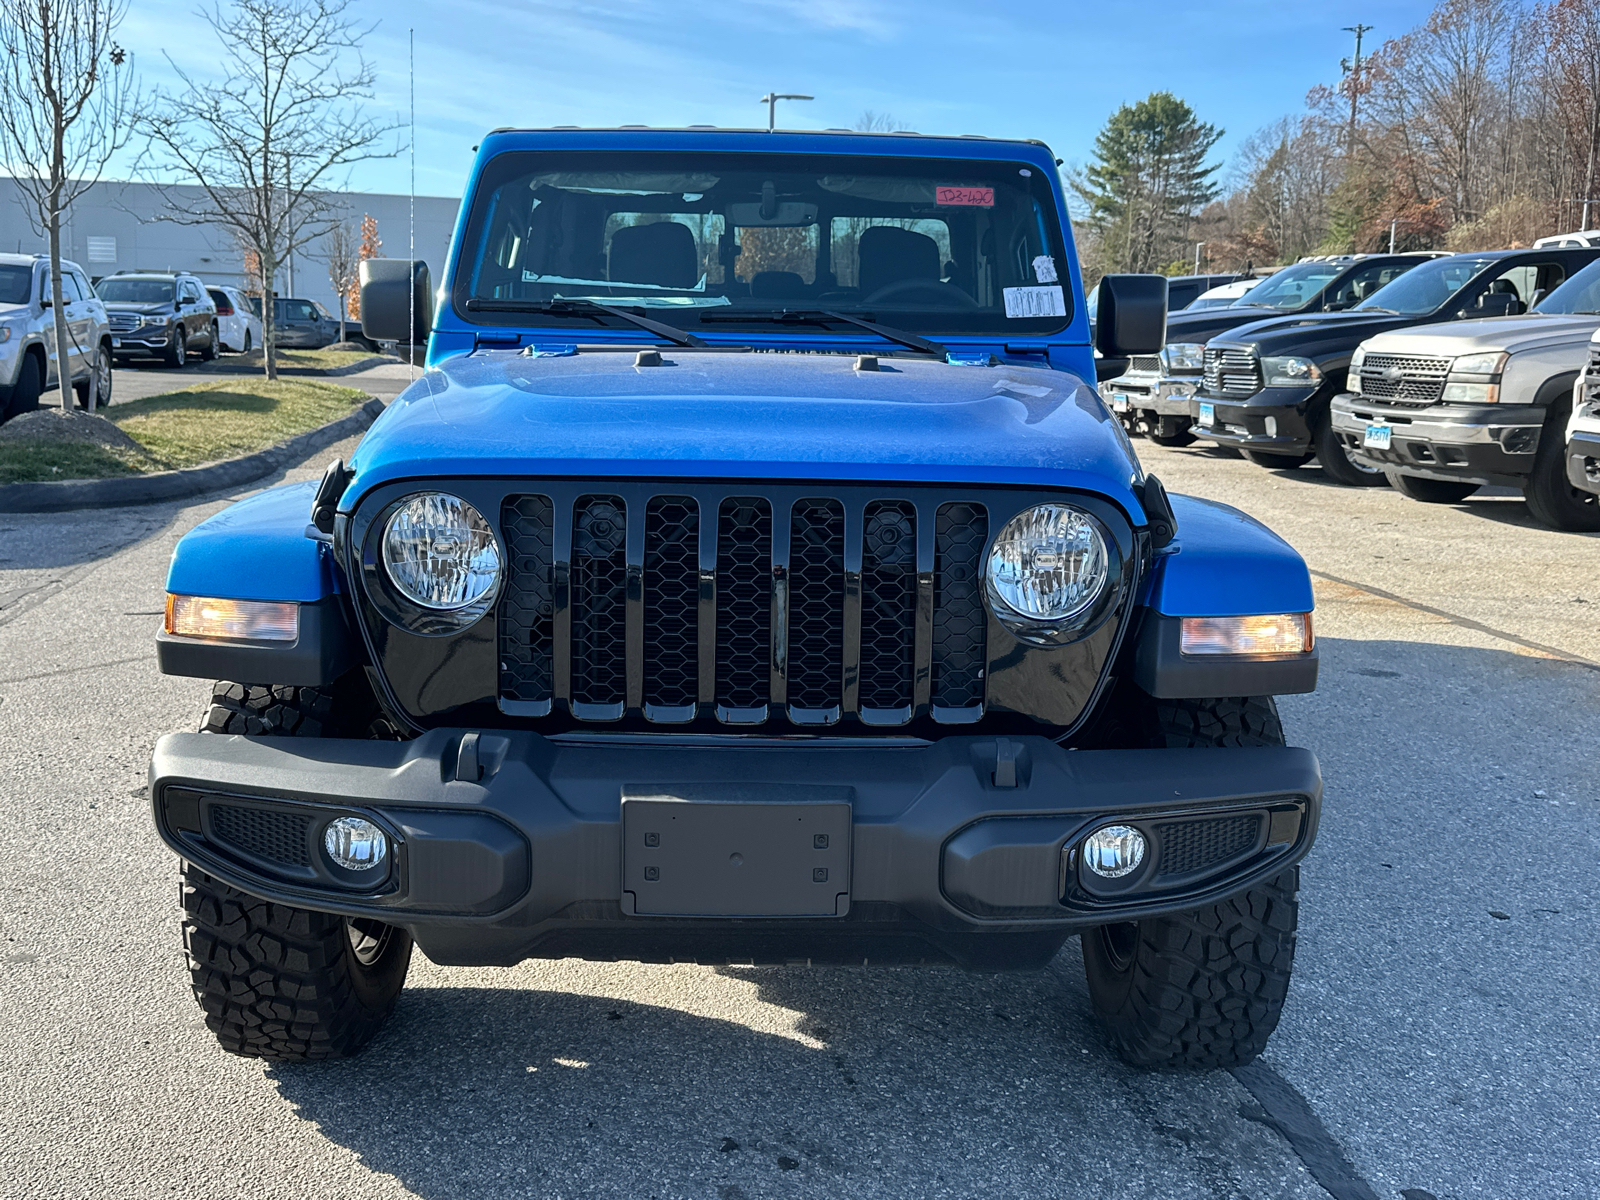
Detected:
left=0, top=252, right=114, bottom=423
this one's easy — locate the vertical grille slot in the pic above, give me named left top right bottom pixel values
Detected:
left=571, top=495, right=627, bottom=717
left=643, top=496, right=699, bottom=716
left=859, top=500, right=916, bottom=721
left=932, top=502, right=988, bottom=716
left=787, top=498, right=845, bottom=721
left=499, top=495, right=555, bottom=713
left=715, top=497, right=772, bottom=720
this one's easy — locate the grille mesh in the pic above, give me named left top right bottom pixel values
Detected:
left=643, top=497, right=699, bottom=709
left=860, top=501, right=917, bottom=712
left=715, top=498, right=772, bottom=711
left=1155, top=815, right=1262, bottom=880
left=500, top=496, right=555, bottom=703
left=571, top=496, right=627, bottom=707
left=210, top=804, right=311, bottom=867
left=788, top=499, right=845, bottom=713
left=1357, top=353, right=1451, bottom=405
left=932, top=503, right=988, bottom=709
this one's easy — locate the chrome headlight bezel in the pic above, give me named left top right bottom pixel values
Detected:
left=366, top=491, right=503, bottom=635
left=984, top=503, right=1122, bottom=646
left=1161, top=342, right=1206, bottom=372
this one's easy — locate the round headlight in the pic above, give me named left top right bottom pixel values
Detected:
left=986, top=504, right=1109, bottom=627
left=381, top=492, right=501, bottom=611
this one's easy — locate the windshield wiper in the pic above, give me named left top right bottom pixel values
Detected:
left=464, top=297, right=706, bottom=347
left=699, top=309, right=947, bottom=357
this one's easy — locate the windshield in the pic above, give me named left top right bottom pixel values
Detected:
left=1355, top=256, right=1496, bottom=315
left=1534, top=258, right=1600, bottom=313
left=97, top=278, right=175, bottom=304
left=1238, top=262, right=1343, bottom=310
left=456, top=150, right=1072, bottom=336
left=0, top=265, right=31, bottom=305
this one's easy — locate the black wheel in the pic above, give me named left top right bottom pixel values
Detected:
left=1081, top=695, right=1299, bottom=1068
left=242, top=329, right=253, bottom=353
left=1524, top=395, right=1600, bottom=531
left=1385, top=472, right=1479, bottom=504
left=186, top=676, right=411, bottom=1060
left=200, top=321, right=218, bottom=361
left=1242, top=449, right=1314, bottom=468
left=1149, top=416, right=1196, bottom=447
left=4, top=351, right=43, bottom=421
left=182, top=862, right=412, bottom=1061
left=1313, top=415, right=1389, bottom=486
left=163, top=327, right=187, bottom=368
left=74, top=343, right=113, bottom=410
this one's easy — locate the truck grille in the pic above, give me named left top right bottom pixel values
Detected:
left=497, top=486, right=994, bottom=728
left=1355, top=352, right=1451, bottom=405
left=1585, top=348, right=1600, bottom=409
left=106, top=311, right=141, bottom=334
left=1127, top=355, right=1162, bottom=374
left=1202, top=347, right=1260, bottom=397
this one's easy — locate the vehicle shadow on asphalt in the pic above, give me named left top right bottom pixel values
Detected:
left=264, top=961, right=1313, bottom=1198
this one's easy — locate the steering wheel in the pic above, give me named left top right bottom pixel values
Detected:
left=863, top=278, right=980, bottom=309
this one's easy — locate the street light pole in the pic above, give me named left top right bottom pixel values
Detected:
left=760, top=92, right=813, bottom=132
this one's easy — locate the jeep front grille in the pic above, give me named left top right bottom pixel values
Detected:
left=497, top=485, right=993, bottom=728
left=1202, top=347, right=1260, bottom=397
left=1356, top=352, right=1451, bottom=405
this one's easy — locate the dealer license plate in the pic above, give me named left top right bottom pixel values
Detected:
left=1198, top=401, right=1215, bottom=427
left=1363, top=423, right=1392, bottom=449
left=1110, top=392, right=1131, bottom=413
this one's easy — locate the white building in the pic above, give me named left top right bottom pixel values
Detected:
left=0, top=177, right=460, bottom=319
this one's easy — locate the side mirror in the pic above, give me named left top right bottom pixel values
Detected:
left=1094, top=274, right=1167, bottom=381
left=360, top=259, right=433, bottom=343
left=38, top=295, right=51, bottom=308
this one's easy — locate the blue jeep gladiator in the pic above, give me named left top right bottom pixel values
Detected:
left=149, top=128, right=1321, bottom=1069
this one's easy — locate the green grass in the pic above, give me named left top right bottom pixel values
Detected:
left=0, top=379, right=367, bottom=484
left=231, top=347, right=388, bottom=371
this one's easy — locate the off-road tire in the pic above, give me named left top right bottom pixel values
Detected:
left=1242, top=449, right=1314, bottom=468
left=182, top=862, right=412, bottom=1060
left=201, top=677, right=404, bottom=740
left=1385, top=472, right=1479, bottom=504
left=1313, top=415, right=1388, bottom=486
left=1081, top=694, right=1298, bottom=1068
left=1523, top=394, right=1600, bottom=531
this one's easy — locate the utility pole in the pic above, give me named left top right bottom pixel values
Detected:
left=1341, top=24, right=1373, bottom=154
left=760, top=92, right=813, bottom=132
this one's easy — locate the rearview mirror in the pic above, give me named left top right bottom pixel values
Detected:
left=360, top=259, right=433, bottom=343
left=1094, top=274, right=1167, bottom=381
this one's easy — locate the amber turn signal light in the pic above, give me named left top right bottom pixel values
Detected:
left=1179, top=613, right=1312, bottom=656
left=165, top=594, right=299, bottom=642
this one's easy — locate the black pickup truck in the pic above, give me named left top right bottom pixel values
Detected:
left=1192, top=247, right=1600, bottom=484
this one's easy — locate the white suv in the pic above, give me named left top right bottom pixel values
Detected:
left=0, top=252, right=113, bottom=423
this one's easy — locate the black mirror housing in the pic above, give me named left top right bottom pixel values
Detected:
left=360, top=259, right=433, bottom=343
left=1094, top=274, right=1167, bottom=359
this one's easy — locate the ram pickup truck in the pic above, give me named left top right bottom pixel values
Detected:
left=1192, top=247, right=1600, bottom=485
left=1330, top=255, right=1600, bottom=530
left=148, top=128, right=1322, bottom=1070
left=1100, top=254, right=1437, bottom=446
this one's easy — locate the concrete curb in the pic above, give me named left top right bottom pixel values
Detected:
left=0, top=397, right=386, bottom=514
left=198, top=355, right=398, bottom=378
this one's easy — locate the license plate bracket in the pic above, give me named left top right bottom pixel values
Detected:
left=621, top=787, right=852, bottom=917
left=1364, top=423, right=1392, bottom=449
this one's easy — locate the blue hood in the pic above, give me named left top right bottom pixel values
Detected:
left=345, top=351, right=1147, bottom=520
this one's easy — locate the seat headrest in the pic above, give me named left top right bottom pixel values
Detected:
left=609, top=222, right=699, bottom=289
left=857, top=226, right=940, bottom=297
left=750, top=271, right=806, bottom=299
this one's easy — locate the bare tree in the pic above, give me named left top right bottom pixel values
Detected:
left=854, top=110, right=909, bottom=133
left=141, top=0, right=395, bottom=379
left=0, top=0, right=135, bottom=411
left=321, top=217, right=358, bottom=341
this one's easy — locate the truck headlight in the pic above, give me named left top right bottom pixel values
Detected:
left=1162, top=342, right=1205, bottom=372
left=140, top=314, right=170, bottom=328
left=0, top=323, right=13, bottom=345
left=1261, top=356, right=1322, bottom=388
left=1441, top=382, right=1500, bottom=403
left=1451, top=351, right=1508, bottom=376
left=381, top=492, right=502, bottom=617
left=985, top=503, right=1114, bottom=644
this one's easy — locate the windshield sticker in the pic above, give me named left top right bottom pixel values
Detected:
left=1032, top=255, right=1058, bottom=283
left=1003, top=285, right=1066, bottom=319
left=936, top=186, right=994, bottom=207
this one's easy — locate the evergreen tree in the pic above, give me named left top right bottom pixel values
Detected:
left=1074, top=92, right=1223, bottom=273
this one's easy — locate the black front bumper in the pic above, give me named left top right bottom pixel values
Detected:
left=150, top=729, right=1321, bottom=970
left=1192, top=387, right=1318, bottom=454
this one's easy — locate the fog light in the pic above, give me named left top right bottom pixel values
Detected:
left=324, top=816, right=388, bottom=872
left=1264, top=416, right=1278, bottom=437
left=1082, top=824, right=1146, bottom=879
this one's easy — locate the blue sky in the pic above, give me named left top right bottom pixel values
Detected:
left=119, top=0, right=1439, bottom=201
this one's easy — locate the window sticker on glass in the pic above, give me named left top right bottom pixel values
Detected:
left=1032, top=255, right=1058, bottom=283
left=936, top=185, right=994, bottom=207
left=1003, top=285, right=1066, bottom=318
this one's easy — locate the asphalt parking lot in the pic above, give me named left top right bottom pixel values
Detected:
left=1, top=426, right=1595, bottom=1200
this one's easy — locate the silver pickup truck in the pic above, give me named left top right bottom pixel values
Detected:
left=1330, top=255, right=1600, bottom=530
left=0, top=252, right=114, bottom=422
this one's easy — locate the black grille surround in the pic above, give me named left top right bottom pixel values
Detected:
left=344, top=480, right=1141, bottom=739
